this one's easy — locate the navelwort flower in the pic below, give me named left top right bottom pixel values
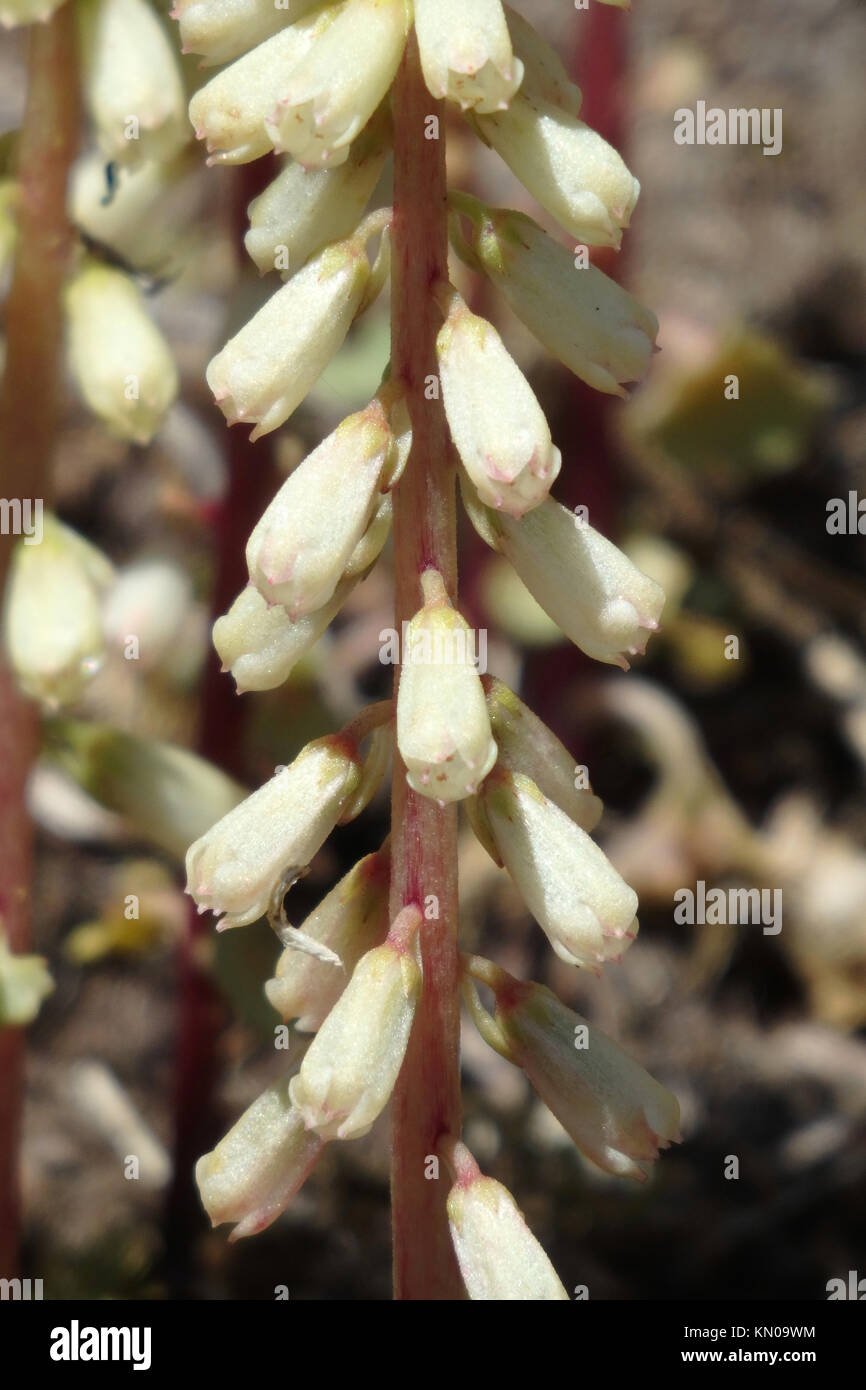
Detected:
left=465, top=959, right=682, bottom=1181
left=464, top=487, right=665, bottom=669
left=64, top=262, right=179, bottom=445
left=264, top=0, right=410, bottom=169
left=414, top=0, right=523, bottom=114
left=206, top=213, right=388, bottom=439
left=452, top=194, right=658, bottom=395
left=473, top=766, right=638, bottom=970
left=78, top=0, right=188, bottom=166
left=2, top=515, right=114, bottom=710
left=396, top=569, right=497, bottom=803
left=175, top=0, right=318, bottom=68
left=265, top=843, right=391, bottom=1032
left=443, top=1140, right=569, bottom=1300
left=436, top=286, right=560, bottom=517
left=185, top=733, right=368, bottom=929
left=289, top=905, right=422, bottom=1140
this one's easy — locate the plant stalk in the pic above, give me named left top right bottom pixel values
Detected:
left=388, top=32, right=464, bottom=1300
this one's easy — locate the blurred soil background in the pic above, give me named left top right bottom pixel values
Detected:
left=2, top=0, right=865, bottom=1298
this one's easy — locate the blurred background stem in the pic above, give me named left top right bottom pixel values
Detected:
left=388, top=32, right=464, bottom=1300
left=0, top=3, right=79, bottom=1277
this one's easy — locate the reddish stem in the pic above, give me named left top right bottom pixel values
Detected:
left=0, top=4, right=79, bottom=1277
left=389, top=32, right=464, bottom=1300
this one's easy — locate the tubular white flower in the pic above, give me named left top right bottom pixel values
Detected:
left=206, top=234, right=372, bottom=439
left=396, top=571, right=497, bottom=804
left=265, top=845, right=390, bottom=1031
left=446, top=1142, right=568, bottom=1300
left=496, top=980, right=682, bottom=1181
left=68, top=152, right=189, bottom=276
left=414, top=0, right=523, bottom=114
left=2, top=516, right=114, bottom=711
left=188, top=8, right=331, bottom=165
left=213, top=583, right=344, bottom=694
left=265, top=0, right=409, bottom=169
left=289, top=906, right=422, bottom=1140
left=245, top=115, right=389, bottom=277
left=457, top=198, right=658, bottom=396
left=476, top=97, right=640, bottom=249
left=195, top=1078, right=325, bottom=1240
left=483, top=677, right=603, bottom=831
left=102, top=559, right=195, bottom=672
left=503, top=5, right=582, bottom=114
left=466, top=490, right=665, bottom=669
left=78, top=0, right=188, bottom=166
left=185, top=735, right=363, bottom=929
left=436, top=288, right=560, bottom=517
left=65, top=263, right=178, bottom=445
left=175, top=0, right=317, bottom=67
left=478, top=766, right=639, bottom=970
left=246, top=397, right=395, bottom=617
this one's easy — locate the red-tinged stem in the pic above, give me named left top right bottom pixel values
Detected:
left=389, top=32, right=464, bottom=1301
left=0, top=5, right=79, bottom=1278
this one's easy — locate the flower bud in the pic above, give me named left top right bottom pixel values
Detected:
left=68, top=151, right=189, bottom=276
left=476, top=97, right=639, bottom=249
left=477, top=766, right=638, bottom=969
left=288, top=905, right=422, bottom=1140
left=466, top=490, right=665, bottom=669
left=102, top=559, right=196, bottom=672
left=483, top=677, right=602, bottom=831
left=206, top=235, right=371, bottom=439
left=0, top=930, right=53, bottom=1027
left=265, top=0, right=409, bottom=169
left=0, top=0, right=65, bottom=26
left=188, top=7, right=331, bottom=165
left=265, top=845, right=390, bottom=1031
left=65, top=263, right=178, bottom=445
left=414, top=0, right=523, bottom=114
left=396, top=572, right=497, bottom=803
left=213, top=583, right=345, bottom=694
left=78, top=0, right=188, bottom=166
left=436, top=289, right=560, bottom=517
left=175, top=0, right=317, bottom=67
left=496, top=979, right=682, bottom=1180
left=245, top=114, right=389, bottom=277
left=246, top=398, right=395, bottom=617
left=195, top=1078, right=324, bottom=1240
left=2, top=516, right=114, bottom=710
left=456, top=198, right=658, bottom=395
left=445, top=1142, right=568, bottom=1299
left=185, top=735, right=363, bottom=929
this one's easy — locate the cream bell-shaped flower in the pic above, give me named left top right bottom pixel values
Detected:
left=494, top=978, right=682, bottom=1181
left=185, top=734, right=364, bottom=929
left=414, top=0, right=523, bottom=114
left=266, top=844, right=390, bottom=1031
left=0, top=0, right=65, bottom=28
left=455, top=197, right=658, bottom=396
left=78, top=0, right=188, bottom=166
left=265, top=0, right=409, bottom=169
left=476, top=766, right=638, bottom=970
left=476, top=96, right=640, bottom=249
left=465, top=487, right=665, bottom=669
left=444, top=1141, right=569, bottom=1300
left=482, top=676, right=603, bottom=831
left=206, top=231, right=373, bottom=439
left=175, top=0, right=318, bottom=67
left=396, top=571, right=497, bottom=804
left=289, top=905, right=422, bottom=1140
left=2, top=516, right=114, bottom=711
left=65, top=263, right=178, bottom=445
left=213, top=583, right=345, bottom=694
left=68, top=152, right=188, bottom=277
left=246, top=396, right=396, bottom=618
left=436, top=287, right=560, bottom=517
left=188, top=8, right=331, bottom=165
left=245, top=112, right=389, bottom=277
left=195, top=1078, right=325, bottom=1240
